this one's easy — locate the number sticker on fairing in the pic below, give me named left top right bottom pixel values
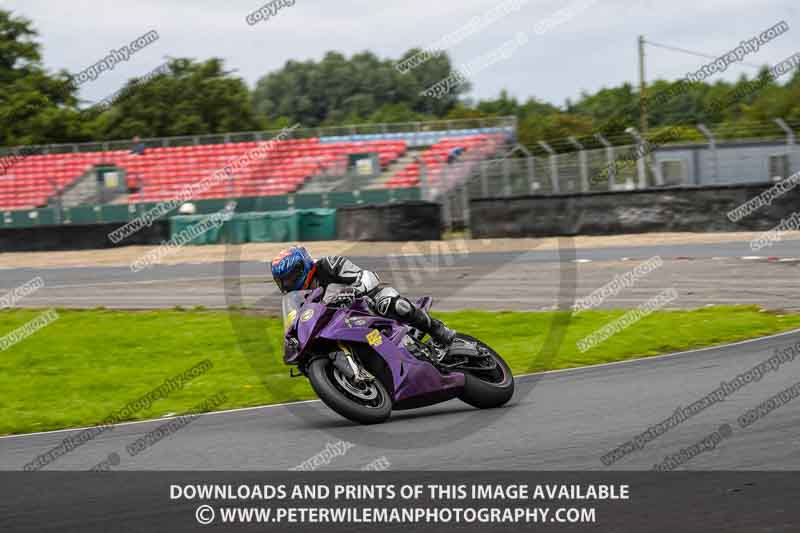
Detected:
left=366, top=329, right=383, bottom=347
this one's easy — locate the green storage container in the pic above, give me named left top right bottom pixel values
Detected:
left=221, top=215, right=248, bottom=244
left=204, top=218, right=223, bottom=244
left=298, top=208, right=337, bottom=241
left=267, top=211, right=299, bottom=242
left=170, top=211, right=297, bottom=245
left=246, top=212, right=272, bottom=243
left=170, top=215, right=210, bottom=245
left=228, top=211, right=300, bottom=243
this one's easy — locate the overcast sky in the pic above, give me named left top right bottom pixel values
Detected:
left=3, top=0, right=799, bottom=108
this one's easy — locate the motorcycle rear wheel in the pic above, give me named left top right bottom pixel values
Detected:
left=455, top=334, right=515, bottom=409
left=307, top=357, right=392, bottom=425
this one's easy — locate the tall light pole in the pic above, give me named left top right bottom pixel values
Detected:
left=638, top=35, right=648, bottom=136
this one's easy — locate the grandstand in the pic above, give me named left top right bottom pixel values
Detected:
left=386, top=134, right=506, bottom=189
left=0, top=151, right=103, bottom=211
left=0, top=119, right=515, bottom=213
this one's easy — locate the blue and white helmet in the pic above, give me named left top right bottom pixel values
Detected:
left=271, top=246, right=315, bottom=292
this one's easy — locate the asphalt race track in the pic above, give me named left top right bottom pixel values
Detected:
left=1, top=327, right=799, bottom=471
left=2, top=238, right=800, bottom=473
left=3, top=239, right=800, bottom=532
left=4, top=239, right=800, bottom=311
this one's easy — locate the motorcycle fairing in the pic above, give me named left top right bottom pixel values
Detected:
left=317, top=310, right=465, bottom=405
left=295, top=301, right=329, bottom=347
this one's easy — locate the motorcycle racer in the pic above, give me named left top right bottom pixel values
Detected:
left=270, top=246, right=456, bottom=352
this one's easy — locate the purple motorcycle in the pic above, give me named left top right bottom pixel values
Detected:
left=282, top=284, right=514, bottom=424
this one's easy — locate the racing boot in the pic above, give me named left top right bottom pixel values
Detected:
left=429, top=318, right=456, bottom=347
left=379, top=294, right=457, bottom=361
left=428, top=318, right=457, bottom=363
left=402, top=305, right=456, bottom=347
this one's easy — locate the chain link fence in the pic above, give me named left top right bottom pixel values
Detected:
left=437, top=125, right=800, bottom=232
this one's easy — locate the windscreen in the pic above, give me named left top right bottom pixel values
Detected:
left=281, top=290, right=309, bottom=331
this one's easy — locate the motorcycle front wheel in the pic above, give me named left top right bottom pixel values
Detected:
left=307, top=357, right=392, bottom=425
left=455, top=333, right=515, bottom=409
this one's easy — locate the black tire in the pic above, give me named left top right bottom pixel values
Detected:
left=307, top=357, right=392, bottom=425
left=456, top=334, right=515, bottom=409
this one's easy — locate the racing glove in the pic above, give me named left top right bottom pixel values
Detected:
left=326, top=287, right=358, bottom=307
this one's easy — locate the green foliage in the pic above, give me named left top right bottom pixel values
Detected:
left=0, top=10, right=82, bottom=145
left=252, top=49, right=467, bottom=127
left=86, top=58, right=261, bottom=140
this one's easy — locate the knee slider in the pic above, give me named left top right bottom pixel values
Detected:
left=394, top=297, right=414, bottom=318
left=375, top=295, right=393, bottom=316
left=374, top=288, right=399, bottom=316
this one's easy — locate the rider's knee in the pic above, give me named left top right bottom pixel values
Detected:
left=393, top=297, right=415, bottom=318
left=373, top=287, right=404, bottom=317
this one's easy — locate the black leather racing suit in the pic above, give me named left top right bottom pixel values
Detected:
left=310, top=256, right=455, bottom=346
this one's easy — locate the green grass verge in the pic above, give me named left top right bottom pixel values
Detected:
left=1, top=306, right=799, bottom=436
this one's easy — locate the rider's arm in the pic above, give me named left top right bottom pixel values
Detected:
left=316, top=256, right=381, bottom=296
